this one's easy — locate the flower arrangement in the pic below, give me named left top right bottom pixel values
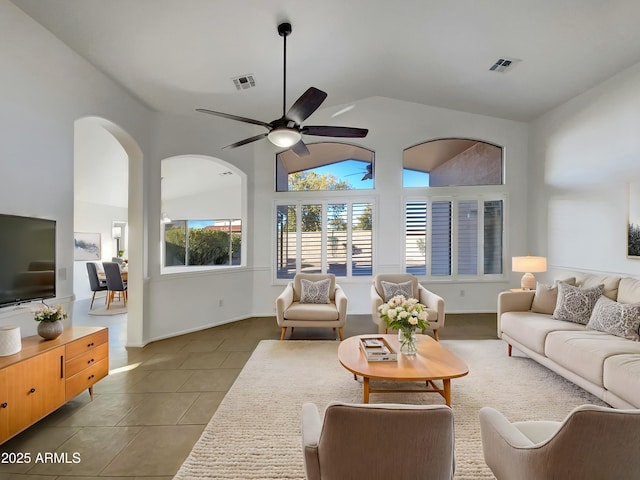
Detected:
left=33, top=304, right=68, bottom=323
left=378, top=295, right=430, bottom=332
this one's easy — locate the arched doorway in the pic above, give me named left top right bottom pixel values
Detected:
left=74, top=116, right=145, bottom=347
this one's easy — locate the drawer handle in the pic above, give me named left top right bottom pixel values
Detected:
left=29, top=388, right=36, bottom=394
left=87, top=358, right=95, bottom=364
left=1, top=402, right=7, bottom=408
left=88, top=374, right=95, bottom=380
left=87, top=342, right=95, bottom=347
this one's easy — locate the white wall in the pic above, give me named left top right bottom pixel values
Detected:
left=529, top=61, right=640, bottom=280
left=252, top=97, right=530, bottom=316
left=0, top=1, right=151, bottom=335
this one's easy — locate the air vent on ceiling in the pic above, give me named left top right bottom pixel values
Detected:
left=232, top=74, right=256, bottom=90
left=489, top=58, right=521, bottom=73
left=219, top=171, right=233, bottom=176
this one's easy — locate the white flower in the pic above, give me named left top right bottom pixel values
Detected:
left=387, top=308, right=397, bottom=319
left=418, top=311, right=428, bottom=321
left=408, top=317, right=418, bottom=325
left=399, top=311, right=410, bottom=319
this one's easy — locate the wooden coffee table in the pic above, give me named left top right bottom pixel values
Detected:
left=338, top=334, right=469, bottom=406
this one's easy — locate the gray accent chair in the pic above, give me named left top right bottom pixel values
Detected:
left=302, top=402, right=455, bottom=480
left=275, top=273, right=347, bottom=340
left=371, top=273, right=445, bottom=339
left=479, top=404, right=640, bottom=480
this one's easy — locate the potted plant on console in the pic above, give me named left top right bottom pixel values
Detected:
left=34, top=304, right=67, bottom=340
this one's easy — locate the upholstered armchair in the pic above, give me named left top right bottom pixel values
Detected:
left=479, top=404, right=640, bottom=480
left=371, top=274, right=445, bottom=339
left=275, top=273, right=347, bottom=340
left=302, top=402, right=455, bottom=480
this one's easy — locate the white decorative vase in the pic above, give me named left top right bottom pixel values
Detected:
left=37, top=320, right=63, bottom=340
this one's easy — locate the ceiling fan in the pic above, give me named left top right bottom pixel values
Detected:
left=196, top=22, right=368, bottom=157
left=345, top=163, right=373, bottom=181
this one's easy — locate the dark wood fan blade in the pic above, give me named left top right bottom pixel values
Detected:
left=223, top=133, right=268, bottom=149
left=196, top=109, right=272, bottom=129
left=302, top=126, right=368, bottom=138
left=291, top=140, right=310, bottom=157
left=286, top=87, right=328, bottom=124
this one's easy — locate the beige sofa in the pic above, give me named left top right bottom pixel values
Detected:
left=498, top=274, right=640, bottom=408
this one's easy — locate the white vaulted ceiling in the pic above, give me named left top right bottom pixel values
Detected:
left=11, top=0, right=640, bottom=123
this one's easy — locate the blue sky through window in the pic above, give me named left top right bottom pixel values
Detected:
left=297, top=159, right=430, bottom=189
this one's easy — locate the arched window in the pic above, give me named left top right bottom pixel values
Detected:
left=161, top=155, right=246, bottom=272
left=276, top=142, right=374, bottom=192
left=403, top=139, right=503, bottom=187
left=403, top=139, right=505, bottom=279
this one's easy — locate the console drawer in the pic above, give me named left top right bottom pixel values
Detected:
left=66, top=329, right=108, bottom=360
left=65, top=342, right=108, bottom=378
left=65, top=358, right=109, bottom=400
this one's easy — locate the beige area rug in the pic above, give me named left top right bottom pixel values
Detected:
left=87, top=301, right=127, bottom=316
left=175, top=339, right=606, bottom=480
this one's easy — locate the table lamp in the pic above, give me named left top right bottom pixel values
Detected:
left=512, top=255, right=547, bottom=290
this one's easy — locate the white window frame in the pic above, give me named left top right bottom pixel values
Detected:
left=402, top=192, right=507, bottom=282
left=273, top=194, right=376, bottom=283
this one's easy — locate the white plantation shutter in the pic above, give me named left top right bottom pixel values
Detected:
left=431, top=201, right=452, bottom=276
left=404, top=196, right=504, bottom=279
left=483, top=200, right=503, bottom=274
left=457, top=200, right=478, bottom=275
left=405, top=201, right=427, bottom=275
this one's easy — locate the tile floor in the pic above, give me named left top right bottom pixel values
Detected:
left=0, top=298, right=496, bottom=479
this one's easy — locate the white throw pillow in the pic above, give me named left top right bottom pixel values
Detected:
left=587, top=296, right=640, bottom=341
left=531, top=278, right=577, bottom=315
left=381, top=280, right=413, bottom=302
left=300, top=278, right=331, bottom=304
left=553, top=282, right=603, bottom=325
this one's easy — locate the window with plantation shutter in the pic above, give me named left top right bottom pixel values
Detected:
left=404, top=196, right=505, bottom=280
left=484, top=200, right=503, bottom=275
left=405, top=202, right=427, bottom=275
left=276, top=199, right=374, bottom=279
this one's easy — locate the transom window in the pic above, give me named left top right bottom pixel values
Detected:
left=403, top=139, right=503, bottom=187
left=276, top=142, right=374, bottom=192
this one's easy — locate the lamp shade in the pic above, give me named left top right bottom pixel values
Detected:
left=267, top=127, right=301, bottom=148
left=512, top=256, right=547, bottom=273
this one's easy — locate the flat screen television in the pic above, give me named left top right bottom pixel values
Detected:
left=0, top=214, right=56, bottom=307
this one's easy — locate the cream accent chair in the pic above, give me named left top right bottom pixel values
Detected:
left=302, top=402, right=455, bottom=480
left=479, top=404, right=640, bottom=480
left=371, top=274, right=445, bottom=339
left=275, top=273, right=347, bottom=340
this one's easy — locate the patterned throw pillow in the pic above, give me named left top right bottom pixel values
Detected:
left=381, top=280, right=413, bottom=302
left=587, top=296, right=640, bottom=341
left=300, top=278, right=331, bottom=304
left=531, top=278, right=577, bottom=314
left=553, top=282, right=604, bottom=324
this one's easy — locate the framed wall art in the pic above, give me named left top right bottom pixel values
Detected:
left=628, top=182, right=640, bottom=259
left=74, top=232, right=101, bottom=261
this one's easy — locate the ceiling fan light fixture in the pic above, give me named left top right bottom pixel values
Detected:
left=268, top=127, right=301, bottom=148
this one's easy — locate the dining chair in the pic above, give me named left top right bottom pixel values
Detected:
left=86, top=262, right=108, bottom=309
left=102, top=261, right=128, bottom=309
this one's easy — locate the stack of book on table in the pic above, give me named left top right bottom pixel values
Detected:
left=359, top=336, right=397, bottom=362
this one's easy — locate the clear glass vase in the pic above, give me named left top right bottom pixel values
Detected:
left=398, top=327, right=417, bottom=355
